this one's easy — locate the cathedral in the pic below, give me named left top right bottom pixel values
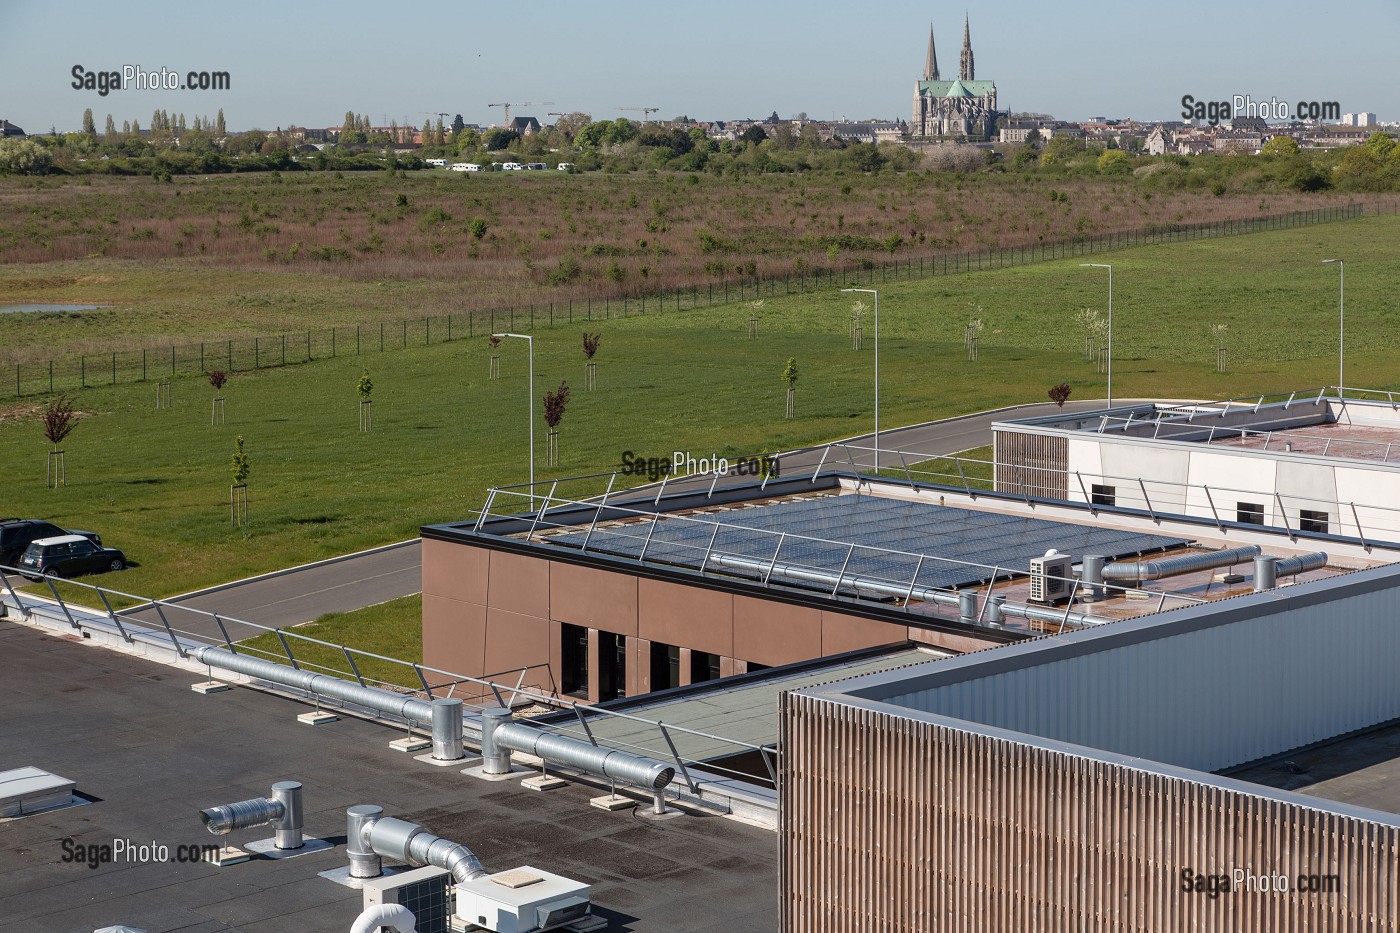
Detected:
left=912, top=16, right=1000, bottom=140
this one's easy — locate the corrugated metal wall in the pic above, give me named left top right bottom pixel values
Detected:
left=870, top=582, right=1400, bottom=774
left=781, top=692, right=1400, bottom=933
left=995, top=430, right=1069, bottom=499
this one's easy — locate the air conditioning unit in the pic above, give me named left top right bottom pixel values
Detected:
left=454, top=866, right=591, bottom=933
left=362, top=866, right=452, bottom=933
left=1029, top=551, right=1073, bottom=604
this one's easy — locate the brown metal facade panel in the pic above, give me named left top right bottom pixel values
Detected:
left=996, top=429, right=1069, bottom=500
left=780, top=693, right=1400, bottom=933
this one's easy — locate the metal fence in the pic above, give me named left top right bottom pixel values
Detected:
left=0, top=569, right=779, bottom=797
left=3, top=202, right=1367, bottom=400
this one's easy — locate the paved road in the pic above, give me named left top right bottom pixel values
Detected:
left=118, top=399, right=1127, bottom=635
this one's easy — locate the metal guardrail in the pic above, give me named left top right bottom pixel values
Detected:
left=0, top=568, right=779, bottom=795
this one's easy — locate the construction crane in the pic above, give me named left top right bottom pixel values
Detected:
left=488, top=101, right=553, bottom=128
left=619, top=107, right=659, bottom=124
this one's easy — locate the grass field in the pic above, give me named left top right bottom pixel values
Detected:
left=239, top=595, right=423, bottom=688
left=2, top=212, right=1397, bottom=608
left=1, top=171, right=1388, bottom=364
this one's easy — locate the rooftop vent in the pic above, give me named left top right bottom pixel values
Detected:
left=0, top=766, right=78, bottom=818
left=1029, top=551, right=1072, bottom=604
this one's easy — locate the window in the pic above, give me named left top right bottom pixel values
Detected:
left=560, top=623, right=588, bottom=696
left=1090, top=484, right=1116, bottom=507
left=1236, top=502, right=1265, bottom=525
left=649, top=642, right=681, bottom=692
left=1299, top=509, right=1329, bottom=534
left=691, top=651, right=722, bottom=685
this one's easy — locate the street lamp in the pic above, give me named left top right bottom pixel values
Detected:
left=1080, top=263, right=1113, bottom=408
left=1323, top=259, right=1344, bottom=394
left=493, top=333, right=534, bottom=502
left=841, top=288, right=880, bottom=470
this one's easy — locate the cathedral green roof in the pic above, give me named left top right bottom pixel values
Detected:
left=916, top=79, right=996, bottom=97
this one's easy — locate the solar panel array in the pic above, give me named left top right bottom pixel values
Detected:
left=545, top=495, right=1189, bottom=595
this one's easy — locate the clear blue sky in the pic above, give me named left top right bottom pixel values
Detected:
left=4, top=0, right=1396, bottom=133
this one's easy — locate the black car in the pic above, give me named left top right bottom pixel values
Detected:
left=0, top=520, right=101, bottom=568
left=18, top=535, right=126, bottom=579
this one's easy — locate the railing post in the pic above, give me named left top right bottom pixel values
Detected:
left=834, top=543, right=859, bottom=597
left=1075, top=472, right=1095, bottom=514
left=1059, top=579, right=1082, bottom=630
left=1202, top=485, right=1223, bottom=530
left=658, top=722, right=699, bottom=795
left=274, top=629, right=300, bottom=670
left=571, top=704, right=599, bottom=746
left=707, top=470, right=722, bottom=499
left=1138, top=478, right=1158, bottom=522
left=1349, top=502, right=1370, bottom=551
left=150, top=601, right=186, bottom=657
left=653, top=472, right=670, bottom=506
left=763, top=533, right=787, bottom=585
left=581, top=474, right=616, bottom=553
left=902, top=554, right=926, bottom=604
left=343, top=646, right=367, bottom=688
left=213, top=613, right=235, bottom=650
left=954, top=458, right=975, bottom=499
left=698, top=523, right=722, bottom=574
left=474, top=489, right=499, bottom=533
left=96, top=588, right=132, bottom=644
left=810, top=445, right=830, bottom=484
left=0, top=568, right=23, bottom=615
left=413, top=663, right=433, bottom=698
left=1274, top=492, right=1295, bottom=540
left=526, top=480, right=560, bottom=541
left=637, top=518, right=660, bottom=563
left=44, top=577, right=80, bottom=631
left=898, top=449, right=917, bottom=490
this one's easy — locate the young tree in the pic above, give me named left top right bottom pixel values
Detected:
left=1048, top=383, right=1072, bottom=408
left=488, top=334, right=501, bottom=379
left=208, top=369, right=228, bottom=424
left=215, top=108, right=227, bottom=137
left=543, top=381, right=571, bottom=465
left=582, top=332, right=601, bottom=389
left=783, top=357, right=799, bottom=419
left=357, top=368, right=374, bottom=431
left=103, top=114, right=116, bottom=144
left=42, top=393, right=79, bottom=488
left=229, top=435, right=250, bottom=527
left=81, top=108, right=96, bottom=137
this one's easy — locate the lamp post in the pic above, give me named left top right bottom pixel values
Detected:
left=1080, top=263, right=1113, bottom=408
left=841, top=288, right=880, bottom=470
left=493, top=333, right=534, bottom=501
left=1323, top=259, right=1344, bottom=395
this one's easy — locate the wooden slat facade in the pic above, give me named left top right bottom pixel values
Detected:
left=995, top=430, right=1069, bottom=500
left=781, top=692, right=1400, bottom=932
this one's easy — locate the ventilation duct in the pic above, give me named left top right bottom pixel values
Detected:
left=190, top=646, right=465, bottom=761
left=199, top=781, right=303, bottom=850
left=703, top=550, right=1102, bottom=627
left=480, top=708, right=676, bottom=790
left=350, top=903, right=417, bottom=933
left=1255, top=552, right=1327, bottom=592
left=1101, top=545, right=1261, bottom=584
left=347, top=808, right=488, bottom=884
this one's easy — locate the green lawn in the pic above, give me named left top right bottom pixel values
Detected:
left=2, top=213, right=1397, bottom=608
left=238, top=595, right=423, bottom=688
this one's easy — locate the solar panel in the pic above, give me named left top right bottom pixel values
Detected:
left=545, top=495, right=1189, bottom=595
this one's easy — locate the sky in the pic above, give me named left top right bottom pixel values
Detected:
left=4, top=0, right=1397, bottom=134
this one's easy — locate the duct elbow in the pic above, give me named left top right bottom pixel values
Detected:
left=416, top=835, right=488, bottom=884
left=350, top=903, right=417, bottom=933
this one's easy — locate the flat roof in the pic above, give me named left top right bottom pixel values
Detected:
left=1225, top=720, right=1400, bottom=816
left=564, top=646, right=951, bottom=769
left=0, top=622, right=778, bottom=932
left=543, top=493, right=1190, bottom=593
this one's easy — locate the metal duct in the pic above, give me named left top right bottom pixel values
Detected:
left=704, top=551, right=1102, bottom=628
left=346, top=805, right=384, bottom=879
left=1101, top=545, right=1261, bottom=583
left=199, top=781, right=303, bottom=849
left=1082, top=555, right=1106, bottom=600
left=358, top=814, right=488, bottom=884
left=482, top=708, right=676, bottom=790
left=190, top=646, right=464, bottom=761
left=1274, top=551, right=1328, bottom=578
left=958, top=591, right=978, bottom=623
left=984, top=595, right=1005, bottom=625
left=350, top=903, right=417, bottom=933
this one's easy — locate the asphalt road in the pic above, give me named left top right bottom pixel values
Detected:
left=123, top=399, right=1121, bottom=635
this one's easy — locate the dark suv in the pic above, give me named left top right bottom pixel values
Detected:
left=18, top=535, right=126, bottom=579
left=0, top=520, right=101, bottom=569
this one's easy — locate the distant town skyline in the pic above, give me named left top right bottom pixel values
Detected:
left=4, top=0, right=1396, bottom=134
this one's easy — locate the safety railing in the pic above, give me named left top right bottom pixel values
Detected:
left=0, top=566, right=781, bottom=795
left=476, top=486, right=1211, bottom=630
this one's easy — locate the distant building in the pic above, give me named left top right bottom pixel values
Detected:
left=829, top=122, right=908, bottom=144
left=912, top=17, right=999, bottom=140
left=508, top=116, right=542, bottom=136
left=0, top=119, right=26, bottom=138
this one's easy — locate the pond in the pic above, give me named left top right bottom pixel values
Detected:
left=0, top=303, right=109, bottom=314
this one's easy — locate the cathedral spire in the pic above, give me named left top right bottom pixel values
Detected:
left=959, top=14, right=974, bottom=81
left=923, top=23, right=940, bottom=81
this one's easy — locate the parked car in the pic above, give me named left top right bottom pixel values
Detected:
left=0, top=519, right=101, bottom=568
left=18, top=535, right=126, bottom=579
